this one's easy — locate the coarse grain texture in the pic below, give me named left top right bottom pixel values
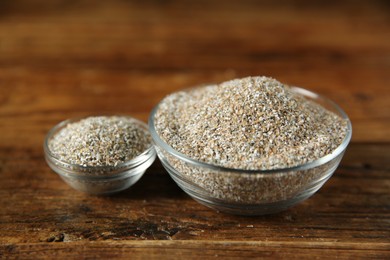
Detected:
left=49, top=116, right=152, bottom=167
left=155, top=76, right=348, bottom=170
left=0, top=0, right=389, bottom=259
left=151, top=82, right=350, bottom=208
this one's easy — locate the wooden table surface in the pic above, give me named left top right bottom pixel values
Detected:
left=0, top=0, right=389, bottom=259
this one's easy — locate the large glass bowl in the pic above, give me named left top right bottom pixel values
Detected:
left=44, top=116, right=156, bottom=195
left=149, top=87, right=352, bottom=215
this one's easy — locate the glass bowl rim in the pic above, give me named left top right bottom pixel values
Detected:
left=148, top=86, right=352, bottom=174
left=44, top=115, right=156, bottom=171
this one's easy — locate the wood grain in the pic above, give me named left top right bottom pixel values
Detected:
left=0, top=0, right=389, bottom=259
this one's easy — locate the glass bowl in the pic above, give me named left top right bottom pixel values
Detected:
left=44, top=116, right=156, bottom=195
left=149, top=87, right=352, bottom=215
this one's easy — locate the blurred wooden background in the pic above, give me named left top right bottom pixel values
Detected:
left=0, top=0, right=389, bottom=258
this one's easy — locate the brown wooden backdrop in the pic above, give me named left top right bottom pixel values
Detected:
left=0, top=0, right=389, bottom=258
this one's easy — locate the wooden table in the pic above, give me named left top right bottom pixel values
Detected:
left=0, top=0, right=389, bottom=258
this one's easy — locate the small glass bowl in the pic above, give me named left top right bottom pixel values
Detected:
left=44, top=116, right=156, bottom=195
left=149, top=87, right=352, bottom=215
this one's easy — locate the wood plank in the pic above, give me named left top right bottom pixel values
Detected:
left=0, top=0, right=389, bottom=258
left=0, top=144, right=388, bottom=245
left=0, top=68, right=389, bottom=145
left=1, top=241, right=390, bottom=259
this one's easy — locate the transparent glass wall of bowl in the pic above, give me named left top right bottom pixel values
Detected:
left=149, top=86, right=352, bottom=215
left=45, top=146, right=156, bottom=195
left=155, top=145, right=344, bottom=215
left=44, top=116, right=156, bottom=195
